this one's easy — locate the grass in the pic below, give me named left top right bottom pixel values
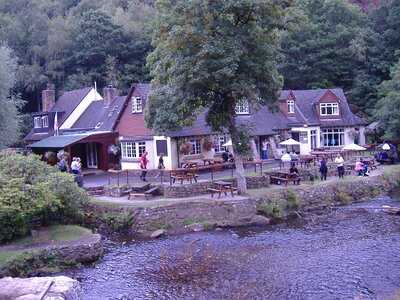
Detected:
left=0, top=249, right=27, bottom=266
left=10, top=225, right=92, bottom=247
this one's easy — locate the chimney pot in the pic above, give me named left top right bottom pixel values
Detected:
left=103, top=85, right=118, bottom=107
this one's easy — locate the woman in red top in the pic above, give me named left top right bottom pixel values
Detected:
left=140, top=151, right=149, bottom=181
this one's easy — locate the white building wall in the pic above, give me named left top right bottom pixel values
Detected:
left=344, top=128, right=355, bottom=145
left=291, top=126, right=319, bottom=155
left=153, top=136, right=177, bottom=170
left=121, top=140, right=155, bottom=170
left=359, top=126, right=366, bottom=145
left=60, top=88, right=103, bottom=129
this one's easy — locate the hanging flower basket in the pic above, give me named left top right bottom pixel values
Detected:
left=179, top=142, right=192, bottom=155
left=202, top=138, right=213, bottom=152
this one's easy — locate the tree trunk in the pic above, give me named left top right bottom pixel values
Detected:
left=232, top=150, right=247, bottom=194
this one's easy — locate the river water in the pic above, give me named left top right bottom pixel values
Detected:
left=65, top=196, right=400, bottom=300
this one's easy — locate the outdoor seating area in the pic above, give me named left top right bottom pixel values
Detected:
left=207, top=180, right=237, bottom=198
left=267, top=171, right=301, bottom=186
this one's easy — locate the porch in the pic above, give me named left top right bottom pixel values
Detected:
left=29, top=132, right=119, bottom=171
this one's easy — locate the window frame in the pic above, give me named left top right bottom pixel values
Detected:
left=120, top=141, right=147, bottom=159
left=287, top=100, right=295, bottom=114
left=214, top=135, right=227, bottom=153
left=320, top=103, right=339, bottom=116
left=235, top=99, right=250, bottom=115
left=131, top=97, right=143, bottom=113
left=41, top=115, right=49, bottom=128
left=34, top=116, right=42, bottom=128
left=321, top=128, right=344, bottom=147
left=189, top=138, right=201, bottom=155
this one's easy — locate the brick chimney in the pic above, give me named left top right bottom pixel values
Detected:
left=103, top=85, right=118, bottom=107
left=42, top=83, right=55, bottom=112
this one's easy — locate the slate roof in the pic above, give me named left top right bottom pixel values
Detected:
left=71, top=95, right=126, bottom=132
left=166, top=88, right=365, bottom=137
left=50, top=87, right=92, bottom=125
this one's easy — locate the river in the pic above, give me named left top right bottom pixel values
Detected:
left=64, top=196, right=400, bottom=300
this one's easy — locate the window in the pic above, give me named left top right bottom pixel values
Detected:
left=321, top=128, right=344, bottom=147
left=287, top=100, right=295, bottom=114
left=138, top=142, right=146, bottom=157
left=34, top=117, right=41, bottom=128
left=311, top=130, right=317, bottom=150
left=131, top=97, right=142, bottom=113
left=320, top=103, right=339, bottom=116
left=214, top=135, right=227, bottom=153
left=121, top=141, right=147, bottom=159
left=190, top=138, right=201, bottom=155
left=41, top=116, right=49, bottom=128
left=235, top=99, right=250, bottom=115
left=299, top=132, right=308, bottom=144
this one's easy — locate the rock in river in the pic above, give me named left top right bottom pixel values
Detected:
left=0, top=276, right=81, bottom=300
left=150, top=229, right=166, bottom=238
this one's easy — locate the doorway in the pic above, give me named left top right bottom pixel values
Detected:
left=86, top=142, right=98, bottom=169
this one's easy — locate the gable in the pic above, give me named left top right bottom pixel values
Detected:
left=318, top=90, right=340, bottom=103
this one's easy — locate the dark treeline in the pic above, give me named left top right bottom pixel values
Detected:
left=0, top=0, right=399, bottom=138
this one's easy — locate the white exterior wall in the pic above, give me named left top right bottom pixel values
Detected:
left=60, top=89, right=103, bottom=129
left=120, top=140, right=155, bottom=170
left=153, top=136, right=177, bottom=170
left=344, top=128, right=355, bottom=145
left=359, top=126, right=366, bottom=145
left=291, top=126, right=320, bottom=155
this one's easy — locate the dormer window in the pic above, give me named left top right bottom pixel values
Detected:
left=34, top=117, right=42, bottom=128
left=41, top=116, right=49, bottom=128
left=320, top=103, right=339, bottom=116
left=131, top=97, right=142, bottom=113
left=287, top=100, right=295, bottom=114
left=235, top=99, right=250, bottom=115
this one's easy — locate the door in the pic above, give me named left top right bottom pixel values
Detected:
left=311, top=130, right=317, bottom=150
left=86, top=142, right=98, bottom=169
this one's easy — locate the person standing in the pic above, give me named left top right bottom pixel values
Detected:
left=140, top=151, right=149, bottom=181
left=158, top=153, right=165, bottom=169
left=58, top=155, right=68, bottom=172
left=261, top=140, right=269, bottom=160
left=319, top=157, right=328, bottom=181
left=71, top=157, right=79, bottom=174
left=335, top=154, right=345, bottom=178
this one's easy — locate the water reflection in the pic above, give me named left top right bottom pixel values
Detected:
left=64, top=197, right=400, bottom=300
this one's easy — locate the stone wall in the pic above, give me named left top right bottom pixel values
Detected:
left=88, top=167, right=400, bottom=237
left=162, top=175, right=269, bottom=198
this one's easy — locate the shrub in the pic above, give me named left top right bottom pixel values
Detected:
left=336, top=191, right=352, bottom=205
left=286, top=190, right=299, bottom=210
left=100, top=211, right=134, bottom=233
left=0, top=154, right=88, bottom=243
left=257, top=201, right=282, bottom=218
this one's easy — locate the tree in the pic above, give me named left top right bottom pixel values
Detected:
left=0, top=45, right=23, bottom=149
left=146, top=0, right=286, bottom=193
left=280, top=0, right=367, bottom=92
left=374, top=59, right=400, bottom=140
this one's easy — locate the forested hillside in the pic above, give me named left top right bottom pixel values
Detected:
left=0, top=0, right=399, bottom=138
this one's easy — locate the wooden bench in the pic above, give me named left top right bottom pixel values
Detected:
left=129, top=186, right=159, bottom=200
left=270, top=176, right=289, bottom=186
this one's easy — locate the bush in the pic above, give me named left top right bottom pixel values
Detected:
left=257, top=201, right=282, bottom=218
left=336, top=191, right=352, bottom=205
left=0, top=154, right=89, bottom=243
left=286, top=190, right=299, bottom=210
left=100, top=211, right=134, bottom=233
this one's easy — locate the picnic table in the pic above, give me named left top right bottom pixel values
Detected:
left=208, top=180, right=236, bottom=198
left=268, top=171, right=301, bottom=186
left=170, top=168, right=199, bottom=185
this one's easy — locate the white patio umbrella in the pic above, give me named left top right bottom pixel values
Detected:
left=222, top=139, right=233, bottom=147
left=279, top=138, right=301, bottom=146
left=382, top=143, right=391, bottom=150
left=342, top=143, right=366, bottom=151
left=281, top=153, right=292, bottom=162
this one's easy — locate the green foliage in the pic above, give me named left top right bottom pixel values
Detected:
left=374, top=59, right=400, bottom=140
left=286, top=189, right=300, bottom=210
left=0, top=154, right=88, bottom=243
left=0, top=45, right=23, bottom=148
left=100, top=211, right=134, bottom=233
left=257, top=201, right=282, bottom=219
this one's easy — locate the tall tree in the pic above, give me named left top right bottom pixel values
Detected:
left=0, top=45, right=23, bottom=149
left=280, top=0, right=367, bottom=92
left=146, top=0, right=286, bottom=193
left=374, top=59, right=400, bottom=140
